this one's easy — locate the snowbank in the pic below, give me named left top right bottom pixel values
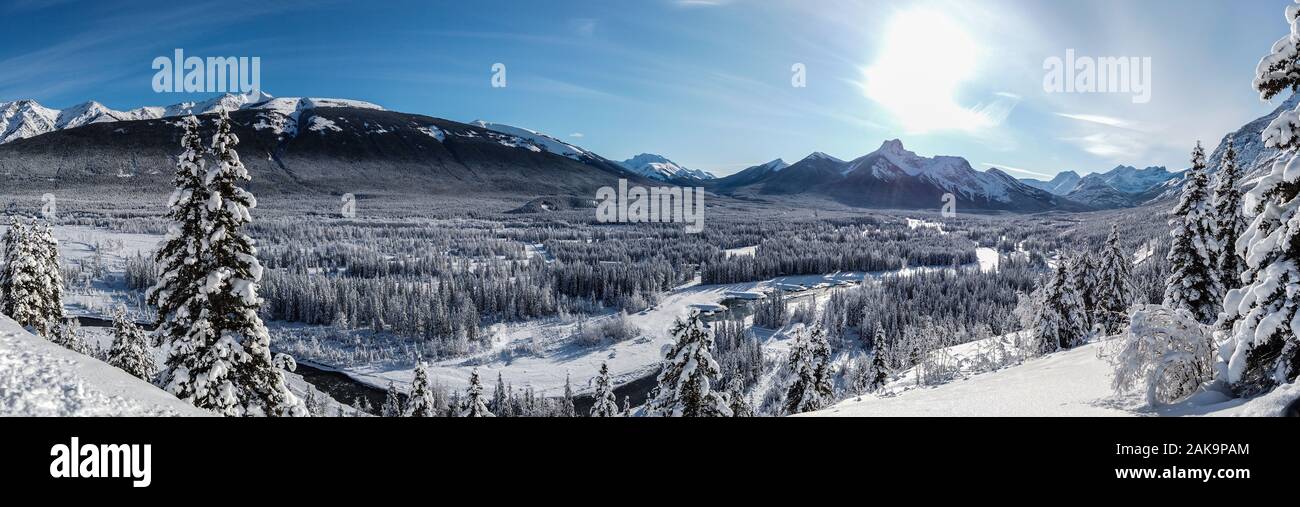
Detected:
left=0, top=316, right=209, bottom=416
left=802, top=339, right=1298, bottom=417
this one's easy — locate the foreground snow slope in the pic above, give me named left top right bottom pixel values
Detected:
left=0, top=316, right=209, bottom=416
left=803, top=340, right=1295, bottom=417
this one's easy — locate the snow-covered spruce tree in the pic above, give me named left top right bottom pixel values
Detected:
left=1219, top=3, right=1300, bottom=393
left=726, top=377, right=754, bottom=417
left=753, top=289, right=788, bottom=329
left=150, top=116, right=215, bottom=385
left=1070, top=253, right=1097, bottom=331
left=405, top=362, right=438, bottom=417
left=107, top=308, right=157, bottom=381
left=867, top=327, right=889, bottom=391
left=3, top=220, right=56, bottom=336
left=34, top=223, right=65, bottom=331
left=1163, top=142, right=1222, bottom=324
left=560, top=372, right=576, bottom=417
left=1031, top=258, right=1088, bottom=355
left=1111, top=305, right=1216, bottom=406
left=1213, top=137, right=1248, bottom=292
left=0, top=217, right=24, bottom=310
left=588, top=362, right=620, bottom=417
left=646, top=313, right=732, bottom=417
left=380, top=381, right=404, bottom=417
left=51, top=317, right=91, bottom=356
left=1095, top=224, right=1135, bottom=336
left=462, top=369, right=495, bottom=417
left=148, top=115, right=210, bottom=346
left=784, top=326, right=833, bottom=414
left=156, top=111, right=305, bottom=416
left=492, top=372, right=507, bottom=414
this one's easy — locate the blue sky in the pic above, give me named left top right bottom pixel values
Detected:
left=0, top=0, right=1293, bottom=177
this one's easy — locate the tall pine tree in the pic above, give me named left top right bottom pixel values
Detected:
left=405, top=362, right=437, bottom=417
left=726, top=377, right=754, bottom=417
left=784, top=325, right=833, bottom=414
left=1220, top=2, right=1300, bottom=393
left=108, top=308, right=157, bottom=381
left=0, top=218, right=25, bottom=315
left=1070, top=253, right=1097, bottom=332
left=560, top=372, right=576, bottom=417
left=1163, top=142, right=1222, bottom=324
left=1032, top=257, right=1088, bottom=354
left=380, top=381, right=404, bottom=417
left=3, top=220, right=60, bottom=337
left=1095, top=224, right=1135, bottom=335
left=646, top=313, right=732, bottom=417
left=1213, top=137, right=1247, bottom=291
left=155, top=112, right=304, bottom=416
left=588, top=362, right=620, bottom=417
left=869, top=327, right=888, bottom=391
left=462, top=369, right=495, bottom=417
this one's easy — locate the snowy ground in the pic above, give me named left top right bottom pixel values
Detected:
left=803, top=336, right=1297, bottom=417
left=0, top=315, right=208, bottom=416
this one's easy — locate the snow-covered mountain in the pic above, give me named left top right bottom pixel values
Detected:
left=1019, top=170, right=1080, bottom=195
left=1206, top=92, right=1300, bottom=183
left=711, top=140, right=1082, bottom=211
left=0, top=90, right=384, bottom=145
left=1091, top=165, right=1178, bottom=194
left=1065, top=175, right=1142, bottom=209
left=0, top=97, right=647, bottom=197
left=1132, top=92, right=1300, bottom=204
left=618, top=153, right=714, bottom=182
left=1018, top=164, right=1181, bottom=209
left=469, top=120, right=599, bottom=163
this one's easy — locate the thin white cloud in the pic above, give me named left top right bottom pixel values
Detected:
left=1054, top=112, right=1144, bottom=130
left=980, top=162, right=1052, bottom=179
left=1059, top=133, right=1145, bottom=159
left=569, top=132, right=585, bottom=138
left=673, top=0, right=734, bottom=7
left=569, top=18, right=597, bottom=38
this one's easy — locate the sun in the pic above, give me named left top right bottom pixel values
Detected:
left=863, top=9, right=989, bottom=133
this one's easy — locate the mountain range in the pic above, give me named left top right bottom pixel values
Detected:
left=709, top=139, right=1087, bottom=212
left=3, top=89, right=1288, bottom=213
left=1017, top=165, right=1182, bottom=208
left=617, top=153, right=715, bottom=183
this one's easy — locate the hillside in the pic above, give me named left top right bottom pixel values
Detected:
left=801, top=339, right=1298, bottom=417
left=0, top=97, right=645, bottom=199
left=0, top=315, right=209, bottom=416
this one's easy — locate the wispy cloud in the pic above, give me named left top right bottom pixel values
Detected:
left=1059, top=133, right=1145, bottom=159
left=568, top=18, right=598, bottom=38
left=672, top=0, right=735, bottom=7
left=1054, top=112, right=1144, bottom=131
left=569, top=132, right=585, bottom=138
left=981, top=162, right=1051, bottom=179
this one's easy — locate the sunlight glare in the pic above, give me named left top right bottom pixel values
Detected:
left=863, top=9, right=989, bottom=133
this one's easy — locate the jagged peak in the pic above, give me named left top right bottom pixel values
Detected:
left=800, top=151, right=842, bottom=163
left=876, top=138, right=910, bottom=155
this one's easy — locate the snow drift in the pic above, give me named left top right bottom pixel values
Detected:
left=0, top=315, right=209, bottom=416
